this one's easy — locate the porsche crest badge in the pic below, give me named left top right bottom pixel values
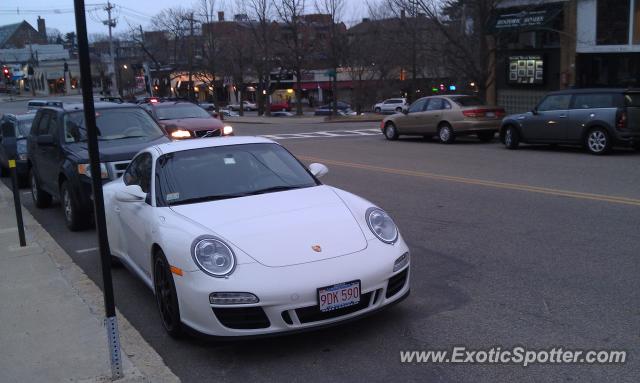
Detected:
left=311, top=245, right=322, bottom=252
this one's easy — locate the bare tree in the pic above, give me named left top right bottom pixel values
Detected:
left=194, top=0, right=223, bottom=112
left=315, top=0, right=346, bottom=116
left=274, top=0, right=308, bottom=115
left=241, top=0, right=277, bottom=116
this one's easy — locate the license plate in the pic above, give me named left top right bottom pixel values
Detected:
left=318, top=280, right=361, bottom=312
left=486, top=112, right=496, bottom=118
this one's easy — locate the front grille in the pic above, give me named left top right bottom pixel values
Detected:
left=194, top=129, right=220, bottom=138
left=212, top=307, right=270, bottom=329
left=107, top=161, right=130, bottom=180
left=386, top=269, right=408, bottom=298
left=294, top=292, right=373, bottom=324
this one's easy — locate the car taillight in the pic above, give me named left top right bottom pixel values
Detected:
left=463, top=109, right=486, bottom=118
left=616, top=110, right=627, bottom=130
left=380, top=120, right=386, bottom=130
left=496, top=108, right=506, bottom=118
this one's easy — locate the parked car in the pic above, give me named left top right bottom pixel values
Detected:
left=27, top=99, right=63, bottom=112
left=220, top=109, right=240, bottom=118
left=314, top=101, right=354, bottom=116
left=381, top=95, right=505, bottom=143
left=373, top=98, right=409, bottom=114
left=103, top=136, right=410, bottom=337
left=271, top=111, right=295, bottom=117
left=500, top=88, right=640, bottom=155
left=228, top=101, right=257, bottom=111
left=27, top=102, right=170, bottom=230
left=0, top=113, right=35, bottom=185
left=269, top=102, right=292, bottom=112
left=99, top=96, right=124, bottom=103
left=143, top=101, right=233, bottom=139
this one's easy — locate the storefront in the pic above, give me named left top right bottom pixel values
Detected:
left=575, top=0, right=640, bottom=87
left=489, top=0, right=575, bottom=113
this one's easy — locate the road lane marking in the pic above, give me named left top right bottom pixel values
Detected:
left=299, top=156, right=640, bottom=207
left=262, top=128, right=381, bottom=140
left=76, top=247, right=99, bottom=254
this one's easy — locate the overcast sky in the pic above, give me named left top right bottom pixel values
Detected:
left=0, top=0, right=369, bottom=37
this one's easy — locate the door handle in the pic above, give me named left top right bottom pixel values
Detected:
left=114, top=207, right=121, bottom=213
left=558, top=114, right=567, bottom=118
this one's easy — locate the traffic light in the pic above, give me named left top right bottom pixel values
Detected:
left=2, top=67, right=10, bottom=80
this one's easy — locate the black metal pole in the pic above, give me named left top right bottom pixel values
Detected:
left=73, top=0, right=122, bottom=379
left=8, top=161, right=26, bottom=247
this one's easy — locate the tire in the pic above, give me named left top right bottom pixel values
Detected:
left=154, top=250, right=183, bottom=338
left=438, top=123, right=455, bottom=144
left=503, top=126, right=520, bottom=150
left=585, top=127, right=611, bottom=155
left=395, top=107, right=403, bottom=113
left=384, top=122, right=399, bottom=141
left=374, top=107, right=381, bottom=113
left=30, top=168, right=52, bottom=208
left=477, top=131, right=495, bottom=142
left=61, top=181, right=90, bottom=231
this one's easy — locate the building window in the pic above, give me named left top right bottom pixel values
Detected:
left=596, top=0, right=630, bottom=45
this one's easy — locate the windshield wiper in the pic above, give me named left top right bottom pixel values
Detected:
left=245, top=185, right=309, bottom=196
left=168, top=193, right=246, bottom=205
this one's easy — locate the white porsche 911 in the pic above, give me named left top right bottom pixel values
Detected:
left=104, top=136, right=410, bottom=337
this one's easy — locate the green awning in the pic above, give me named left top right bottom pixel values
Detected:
left=491, top=3, right=564, bottom=32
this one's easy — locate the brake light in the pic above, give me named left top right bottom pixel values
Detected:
left=463, top=109, right=486, bottom=118
left=496, top=108, right=506, bottom=118
left=616, top=110, right=627, bottom=130
left=380, top=120, right=386, bottom=130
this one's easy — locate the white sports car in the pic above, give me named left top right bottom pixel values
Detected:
left=104, top=136, right=410, bottom=337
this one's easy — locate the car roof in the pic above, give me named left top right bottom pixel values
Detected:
left=548, top=88, right=640, bottom=95
left=151, top=101, right=196, bottom=108
left=153, top=136, right=276, bottom=156
left=41, top=102, right=142, bottom=112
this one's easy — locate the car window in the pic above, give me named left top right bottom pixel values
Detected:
left=443, top=99, right=452, bottom=109
left=572, top=94, right=620, bottom=109
left=64, top=108, right=164, bottom=143
left=427, top=98, right=445, bottom=111
left=47, top=115, right=59, bottom=138
left=36, top=113, right=51, bottom=135
left=408, top=99, right=427, bottom=113
left=124, top=153, right=152, bottom=193
left=155, top=143, right=318, bottom=206
left=449, top=96, right=484, bottom=107
left=155, top=104, right=212, bottom=120
left=17, top=118, right=34, bottom=137
left=537, top=95, right=572, bottom=112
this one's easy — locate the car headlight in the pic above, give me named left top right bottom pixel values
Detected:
left=222, top=125, right=234, bottom=135
left=170, top=129, right=192, bottom=139
left=366, top=207, right=399, bottom=244
left=77, top=163, right=108, bottom=179
left=191, top=236, right=236, bottom=277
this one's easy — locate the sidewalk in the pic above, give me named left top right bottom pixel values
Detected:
left=0, top=182, right=180, bottom=383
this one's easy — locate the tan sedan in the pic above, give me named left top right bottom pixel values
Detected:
left=380, top=95, right=505, bottom=143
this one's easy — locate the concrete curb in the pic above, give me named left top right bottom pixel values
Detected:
left=0, top=182, right=180, bottom=383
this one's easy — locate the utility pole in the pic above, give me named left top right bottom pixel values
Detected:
left=104, top=1, right=118, bottom=96
left=188, top=13, right=195, bottom=101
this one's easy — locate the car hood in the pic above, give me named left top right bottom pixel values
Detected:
left=169, top=185, right=368, bottom=267
left=66, top=135, right=169, bottom=162
left=159, top=118, right=223, bottom=132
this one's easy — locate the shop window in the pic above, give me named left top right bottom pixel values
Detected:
left=596, top=0, right=630, bottom=45
left=634, top=0, right=640, bottom=44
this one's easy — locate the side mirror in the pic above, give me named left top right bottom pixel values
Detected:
left=116, top=184, right=147, bottom=202
left=309, top=163, right=329, bottom=179
left=531, top=108, right=538, bottom=115
left=36, top=134, right=54, bottom=146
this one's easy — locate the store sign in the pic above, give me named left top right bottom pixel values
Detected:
left=492, top=5, right=562, bottom=31
left=508, top=55, right=544, bottom=85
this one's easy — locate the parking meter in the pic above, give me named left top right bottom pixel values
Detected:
left=1, top=121, right=17, bottom=163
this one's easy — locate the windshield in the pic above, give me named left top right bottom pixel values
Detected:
left=155, top=104, right=212, bottom=120
left=156, top=143, right=318, bottom=206
left=450, top=96, right=485, bottom=107
left=64, top=108, right=164, bottom=143
left=16, top=117, right=34, bottom=138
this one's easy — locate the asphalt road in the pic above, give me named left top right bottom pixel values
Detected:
left=2, top=103, right=640, bottom=382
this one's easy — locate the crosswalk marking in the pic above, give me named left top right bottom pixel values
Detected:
left=261, top=128, right=381, bottom=140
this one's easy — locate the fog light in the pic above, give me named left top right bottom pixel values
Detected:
left=171, top=129, right=192, bottom=139
left=393, top=252, right=409, bottom=272
left=222, top=125, right=234, bottom=135
left=209, top=292, right=259, bottom=305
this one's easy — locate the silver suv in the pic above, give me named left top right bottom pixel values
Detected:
left=374, top=98, right=409, bottom=114
left=500, top=89, right=640, bottom=155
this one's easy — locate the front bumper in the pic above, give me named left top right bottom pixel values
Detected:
left=173, top=239, right=411, bottom=337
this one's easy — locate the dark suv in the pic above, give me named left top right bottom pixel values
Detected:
left=500, top=89, right=640, bottom=154
left=27, top=102, right=170, bottom=230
